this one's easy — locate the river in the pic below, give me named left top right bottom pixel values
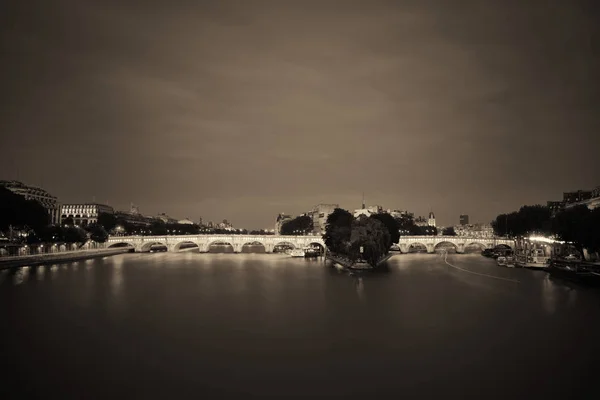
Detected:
left=1, top=252, right=599, bottom=399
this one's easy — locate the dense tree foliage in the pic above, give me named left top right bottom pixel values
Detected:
left=98, top=213, right=118, bottom=232
left=323, top=208, right=353, bottom=254
left=442, top=226, right=457, bottom=236
left=87, top=223, right=109, bottom=243
left=323, top=209, right=391, bottom=266
left=280, top=215, right=313, bottom=235
left=394, top=214, right=421, bottom=236
left=0, top=187, right=49, bottom=232
left=492, top=205, right=552, bottom=237
left=420, top=226, right=438, bottom=236
left=62, top=216, right=75, bottom=227
left=349, top=216, right=390, bottom=266
left=493, top=203, right=600, bottom=256
left=370, top=213, right=400, bottom=246
left=552, top=206, right=600, bottom=255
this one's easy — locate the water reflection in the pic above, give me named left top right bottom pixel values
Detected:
left=110, top=257, right=124, bottom=299
left=355, top=276, right=364, bottom=300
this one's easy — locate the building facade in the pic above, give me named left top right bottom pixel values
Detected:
left=61, top=203, right=114, bottom=226
left=459, top=214, right=469, bottom=225
left=275, top=213, right=292, bottom=234
left=415, top=216, right=428, bottom=227
left=0, top=180, right=60, bottom=225
left=156, top=213, right=178, bottom=224
left=548, top=186, right=600, bottom=213
left=454, top=223, right=494, bottom=239
left=310, top=204, right=339, bottom=234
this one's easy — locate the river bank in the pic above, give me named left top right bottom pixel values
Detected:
left=326, top=252, right=393, bottom=269
left=0, top=248, right=130, bottom=269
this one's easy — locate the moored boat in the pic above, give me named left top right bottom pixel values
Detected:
left=289, top=249, right=305, bottom=258
left=497, top=256, right=507, bottom=266
left=304, top=247, right=320, bottom=258
left=547, top=259, right=600, bottom=287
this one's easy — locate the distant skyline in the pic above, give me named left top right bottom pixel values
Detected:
left=2, top=0, right=599, bottom=229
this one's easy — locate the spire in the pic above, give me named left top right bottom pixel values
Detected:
left=362, top=192, right=365, bottom=209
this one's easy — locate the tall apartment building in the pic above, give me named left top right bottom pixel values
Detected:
left=0, top=180, right=60, bottom=225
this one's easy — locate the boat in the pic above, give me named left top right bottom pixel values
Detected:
left=289, top=249, right=305, bottom=258
left=505, top=256, right=515, bottom=268
left=514, top=236, right=553, bottom=269
left=497, top=256, right=507, bottom=266
left=547, top=259, right=600, bottom=286
left=304, top=247, right=320, bottom=258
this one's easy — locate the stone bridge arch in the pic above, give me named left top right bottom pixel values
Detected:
left=240, top=241, right=267, bottom=253
left=173, top=241, right=200, bottom=252
left=107, top=241, right=137, bottom=251
left=434, top=241, right=459, bottom=253
left=140, top=241, right=167, bottom=252
left=206, top=240, right=235, bottom=253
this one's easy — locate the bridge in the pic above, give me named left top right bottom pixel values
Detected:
left=106, top=234, right=514, bottom=254
left=106, top=234, right=326, bottom=253
left=395, top=236, right=514, bottom=254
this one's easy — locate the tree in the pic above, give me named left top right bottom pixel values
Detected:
left=419, top=226, right=438, bottom=236
left=63, top=226, right=89, bottom=245
left=280, top=215, right=313, bottom=235
left=492, top=205, right=551, bottom=237
left=348, top=215, right=390, bottom=266
left=442, top=226, right=456, bottom=236
left=62, top=216, right=75, bottom=227
left=551, top=205, right=600, bottom=256
left=323, top=208, right=353, bottom=254
left=394, top=214, right=421, bottom=236
left=98, top=213, right=117, bottom=232
left=87, top=223, right=109, bottom=243
left=0, top=187, right=49, bottom=233
left=370, top=213, right=400, bottom=247
left=150, top=220, right=167, bottom=235
left=39, top=225, right=65, bottom=243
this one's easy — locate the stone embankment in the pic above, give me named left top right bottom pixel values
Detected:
left=0, top=248, right=130, bottom=269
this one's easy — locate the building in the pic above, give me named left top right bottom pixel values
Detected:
left=428, top=211, right=436, bottom=227
left=130, top=203, right=140, bottom=215
left=353, top=205, right=382, bottom=219
left=454, top=223, right=494, bottom=238
left=387, top=210, right=413, bottom=219
left=310, top=204, right=339, bottom=234
left=61, top=203, right=114, bottom=227
left=156, top=213, right=178, bottom=224
left=275, top=213, right=292, bottom=234
left=216, top=219, right=233, bottom=230
left=114, top=211, right=155, bottom=228
left=0, top=180, right=60, bottom=225
left=178, top=218, right=195, bottom=225
left=459, top=214, right=469, bottom=225
left=563, top=190, right=593, bottom=204
left=415, top=216, right=428, bottom=227
left=548, top=185, right=600, bottom=213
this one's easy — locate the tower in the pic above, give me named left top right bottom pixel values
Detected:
left=428, top=211, right=436, bottom=227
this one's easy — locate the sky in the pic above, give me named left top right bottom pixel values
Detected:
left=1, top=0, right=599, bottom=229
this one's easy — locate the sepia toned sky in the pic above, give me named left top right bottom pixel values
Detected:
left=1, top=0, right=599, bottom=229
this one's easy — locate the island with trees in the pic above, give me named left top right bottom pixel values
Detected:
left=323, top=208, right=398, bottom=269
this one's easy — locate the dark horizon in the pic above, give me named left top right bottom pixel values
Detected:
left=2, top=0, right=599, bottom=229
